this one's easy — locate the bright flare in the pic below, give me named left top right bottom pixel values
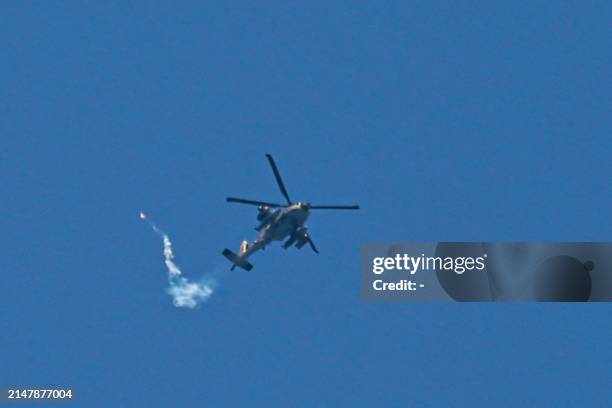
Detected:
left=140, top=212, right=146, bottom=220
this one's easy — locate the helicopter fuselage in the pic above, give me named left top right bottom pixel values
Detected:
left=244, top=204, right=310, bottom=258
left=261, top=204, right=309, bottom=240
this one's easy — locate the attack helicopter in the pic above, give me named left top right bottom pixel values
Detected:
left=222, top=154, right=359, bottom=271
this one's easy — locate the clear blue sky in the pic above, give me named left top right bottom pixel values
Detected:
left=1, top=2, right=611, bottom=406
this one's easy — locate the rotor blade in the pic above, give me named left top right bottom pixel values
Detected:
left=226, top=197, right=283, bottom=207
left=265, top=153, right=292, bottom=204
left=307, top=236, right=319, bottom=254
left=309, top=205, right=360, bottom=210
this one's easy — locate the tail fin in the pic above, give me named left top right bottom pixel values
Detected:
left=222, top=248, right=253, bottom=271
left=240, top=240, right=249, bottom=255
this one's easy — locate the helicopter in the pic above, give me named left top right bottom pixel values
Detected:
left=222, top=154, right=359, bottom=271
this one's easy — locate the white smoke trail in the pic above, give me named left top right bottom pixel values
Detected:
left=141, top=212, right=218, bottom=309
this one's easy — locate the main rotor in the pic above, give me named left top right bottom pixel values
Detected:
left=226, top=154, right=360, bottom=211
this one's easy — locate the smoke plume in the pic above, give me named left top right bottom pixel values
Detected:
left=141, top=212, right=218, bottom=308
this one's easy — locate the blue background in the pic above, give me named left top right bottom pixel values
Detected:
left=1, top=2, right=611, bottom=406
